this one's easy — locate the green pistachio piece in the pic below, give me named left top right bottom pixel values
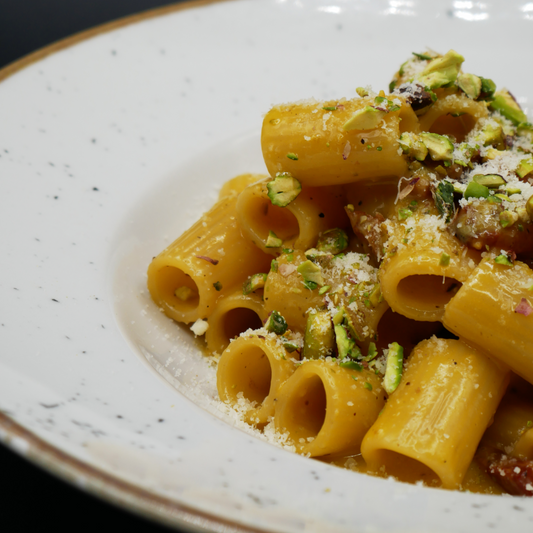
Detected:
left=398, top=132, right=428, bottom=161
left=475, top=122, right=504, bottom=147
left=418, top=49, right=465, bottom=90
left=457, top=73, right=481, bottom=99
left=266, top=173, right=302, bottom=207
left=490, top=89, right=528, bottom=126
left=383, top=342, right=404, bottom=395
left=343, top=106, right=387, bottom=131
left=494, top=254, right=513, bottom=266
left=479, top=77, right=496, bottom=100
left=526, top=196, right=533, bottom=220
left=174, top=286, right=193, bottom=301
left=303, top=310, right=335, bottom=359
left=335, top=324, right=356, bottom=359
left=472, top=174, right=506, bottom=188
left=356, top=87, right=369, bottom=97
left=419, top=132, right=454, bottom=161
left=464, top=181, right=490, bottom=199
left=316, top=228, right=349, bottom=255
left=517, top=158, right=533, bottom=179
left=265, top=230, right=282, bottom=248
left=265, top=310, right=288, bottom=335
left=242, top=273, right=267, bottom=295
left=297, top=260, right=324, bottom=286
left=500, top=210, right=518, bottom=228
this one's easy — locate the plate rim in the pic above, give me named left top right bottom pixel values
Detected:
left=0, top=1, right=264, bottom=531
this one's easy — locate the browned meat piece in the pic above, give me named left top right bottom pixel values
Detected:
left=477, top=447, right=533, bottom=496
left=450, top=201, right=533, bottom=257
left=345, top=207, right=386, bottom=259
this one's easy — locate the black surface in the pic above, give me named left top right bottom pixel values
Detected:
left=0, top=1, right=194, bottom=531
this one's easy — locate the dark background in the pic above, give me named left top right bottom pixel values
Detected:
left=0, top=1, right=192, bottom=531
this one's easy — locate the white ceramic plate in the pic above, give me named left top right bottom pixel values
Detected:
left=2, top=0, right=533, bottom=531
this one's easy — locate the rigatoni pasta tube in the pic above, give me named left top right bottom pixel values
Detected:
left=147, top=195, right=271, bottom=324
left=443, top=257, right=533, bottom=384
left=261, top=97, right=409, bottom=186
left=361, top=337, right=509, bottom=489
left=419, top=90, right=488, bottom=142
left=236, top=179, right=348, bottom=255
left=274, top=360, right=386, bottom=457
left=380, top=199, right=480, bottom=322
left=205, top=289, right=266, bottom=355
left=218, top=173, right=267, bottom=200
left=217, top=331, right=297, bottom=425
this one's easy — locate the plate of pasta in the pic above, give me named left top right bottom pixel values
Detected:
left=2, top=0, right=533, bottom=532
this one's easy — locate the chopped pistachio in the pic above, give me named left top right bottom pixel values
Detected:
left=318, top=285, right=331, bottom=295
left=494, top=254, right=513, bottom=266
left=242, top=273, right=267, bottom=295
left=316, top=228, right=349, bottom=255
left=174, top=286, right=193, bottom=301
left=364, top=382, right=373, bottom=391
left=516, top=158, right=533, bottom=179
left=479, top=77, right=496, bottom=100
left=490, top=89, right=528, bottom=125
left=494, top=193, right=510, bottom=202
left=526, top=196, right=533, bottom=220
left=334, top=323, right=357, bottom=359
left=475, top=122, right=504, bottom=147
left=439, top=252, right=451, bottom=267
left=500, top=210, right=518, bottom=228
left=472, top=174, right=506, bottom=188
left=265, top=310, right=288, bottom=335
left=419, top=132, right=454, bottom=161
left=457, top=73, right=482, bottom=99
left=343, top=106, right=387, bottom=131
left=340, top=360, right=363, bottom=371
left=265, top=230, right=282, bottom=248
left=297, top=260, right=324, bottom=286
left=322, top=105, right=337, bottom=111
left=418, top=49, right=464, bottom=90
left=365, top=342, right=378, bottom=362
left=303, top=310, right=335, bottom=359
left=356, top=87, right=369, bottom=98
left=383, top=342, right=404, bottom=395
left=303, top=280, right=318, bottom=291
left=267, top=173, right=302, bottom=207
left=464, top=181, right=490, bottom=199
left=368, top=284, right=382, bottom=307
left=286, top=153, right=298, bottom=160
left=398, top=132, right=428, bottom=161
left=412, top=51, right=433, bottom=60
left=398, top=207, right=413, bottom=220
left=270, top=259, right=278, bottom=273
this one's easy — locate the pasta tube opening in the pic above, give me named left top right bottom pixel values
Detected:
left=217, top=333, right=297, bottom=425
left=275, top=360, right=385, bottom=457
left=223, top=308, right=263, bottom=345
left=152, top=265, right=200, bottom=315
left=239, top=193, right=299, bottom=246
left=396, top=274, right=461, bottom=315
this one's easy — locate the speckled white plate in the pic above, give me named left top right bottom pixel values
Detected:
left=2, top=0, right=533, bottom=531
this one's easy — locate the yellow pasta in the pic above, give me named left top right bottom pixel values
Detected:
left=275, top=359, right=386, bottom=457
left=148, top=49, right=533, bottom=496
left=147, top=194, right=271, bottom=323
left=236, top=178, right=348, bottom=255
left=361, top=338, right=509, bottom=489
left=443, top=258, right=533, bottom=383
left=216, top=331, right=298, bottom=425
left=380, top=198, right=481, bottom=321
left=261, top=96, right=409, bottom=187
left=205, top=289, right=266, bottom=355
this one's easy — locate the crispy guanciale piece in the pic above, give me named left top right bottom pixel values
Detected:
left=450, top=201, right=533, bottom=256
left=345, top=206, right=386, bottom=259
left=477, top=447, right=533, bottom=496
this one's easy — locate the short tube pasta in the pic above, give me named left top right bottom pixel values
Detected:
left=443, top=257, right=533, bottom=384
left=147, top=195, right=271, bottom=323
left=205, top=289, right=266, bottom=355
left=361, top=338, right=509, bottom=489
left=274, top=359, right=386, bottom=457
left=216, top=331, right=297, bottom=425
left=236, top=179, right=348, bottom=255
left=380, top=199, right=481, bottom=321
left=261, top=97, right=409, bottom=187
